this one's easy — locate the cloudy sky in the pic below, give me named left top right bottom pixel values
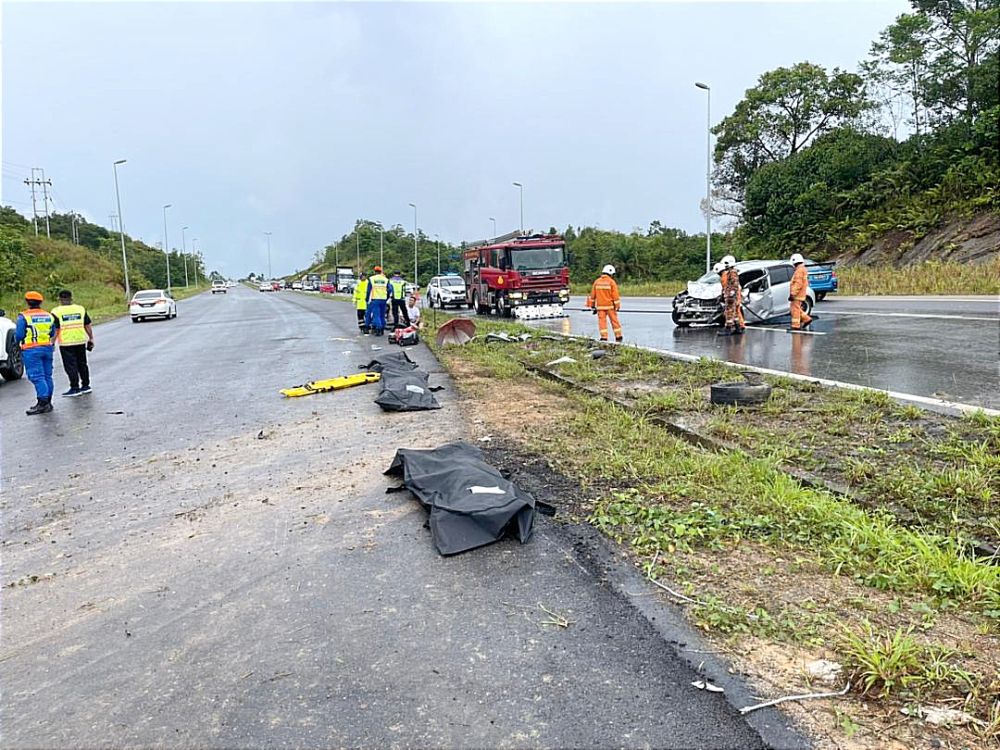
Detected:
left=2, top=1, right=907, bottom=277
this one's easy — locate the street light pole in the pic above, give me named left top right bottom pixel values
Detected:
left=112, top=160, right=131, bottom=302
left=512, top=182, right=524, bottom=235
left=264, top=231, right=272, bottom=278
left=435, top=233, right=440, bottom=275
left=379, top=223, right=384, bottom=267
left=181, top=226, right=190, bottom=286
left=695, top=81, right=712, bottom=272
left=408, top=202, right=417, bottom=284
left=356, top=230, right=360, bottom=272
left=192, top=239, right=199, bottom=285
left=162, top=204, right=173, bottom=291
left=490, top=217, right=497, bottom=243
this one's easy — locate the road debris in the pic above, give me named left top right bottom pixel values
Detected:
left=739, top=682, right=851, bottom=715
left=280, top=372, right=381, bottom=398
left=545, top=356, right=577, bottom=367
left=435, top=318, right=476, bottom=346
left=691, top=680, right=725, bottom=693
left=906, top=706, right=980, bottom=727
left=805, top=659, right=843, bottom=684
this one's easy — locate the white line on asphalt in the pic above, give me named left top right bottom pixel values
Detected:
left=820, top=311, right=998, bottom=322
left=749, top=327, right=827, bottom=336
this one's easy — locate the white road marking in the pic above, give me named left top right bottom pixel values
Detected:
left=749, top=327, right=827, bottom=336
left=820, top=310, right=997, bottom=321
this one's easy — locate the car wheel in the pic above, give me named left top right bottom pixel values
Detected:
left=473, top=291, right=489, bottom=315
left=0, top=331, right=24, bottom=381
left=816, top=292, right=826, bottom=302
left=710, top=381, right=772, bottom=406
left=671, top=309, right=690, bottom=328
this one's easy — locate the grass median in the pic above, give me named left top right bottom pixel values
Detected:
left=428, top=314, right=999, bottom=745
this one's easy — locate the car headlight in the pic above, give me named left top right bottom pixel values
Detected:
left=509, top=292, right=524, bottom=299
left=558, top=289, right=569, bottom=298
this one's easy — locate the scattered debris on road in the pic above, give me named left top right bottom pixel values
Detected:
left=739, top=682, right=851, bottom=715
left=691, top=680, right=725, bottom=693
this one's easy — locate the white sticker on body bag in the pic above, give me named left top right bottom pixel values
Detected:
left=468, top=486, right=505, bottom=495
left=405, top=385, right=425, bottom=394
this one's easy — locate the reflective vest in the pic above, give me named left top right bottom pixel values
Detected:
left=51, top=303, right=89, bottom=345
left=389, top=279, right=405, bottom=299
left=354, top=279, right=369, bottom=310
left=20, top=308, right=55, bottom=349
left=587, top=275, right=620, bottom=310
left=369, top=274, right=389, bottom=301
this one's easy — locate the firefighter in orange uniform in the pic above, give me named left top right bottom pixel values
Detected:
left=719, top=255, right=745, bottom=335
left=788, top=253, right=814, bottom=331
left=586, top=264, right=623, bottom=342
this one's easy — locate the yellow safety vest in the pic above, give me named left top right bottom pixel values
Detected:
left=389, top=279, right=405, bottom=299
left=20, top=309, right=55, bottom=349
left=354, top=279, right=369, bottom=310
left=51, top=303, right=89, bottom=345
left=369, top=274, right=389, bottom=301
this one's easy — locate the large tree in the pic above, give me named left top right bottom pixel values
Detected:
left=711, top=63, right=871, bottom=203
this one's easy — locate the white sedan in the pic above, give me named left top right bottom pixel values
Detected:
left=130, top=289, right=177, bottom=322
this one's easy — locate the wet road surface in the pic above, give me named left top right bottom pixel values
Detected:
left=508, top=294, right=998, bottom=410
left=1, top=287, right=796, bottom=749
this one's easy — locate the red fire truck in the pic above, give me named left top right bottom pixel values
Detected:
left=462, top=232, right=570, bottom=319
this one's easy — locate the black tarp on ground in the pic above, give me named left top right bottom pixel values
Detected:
left=374, top=367, right=442, bottom=411
left=385, top=441, right=538, bottom=555
left=361, top=351, right=418, bottom=373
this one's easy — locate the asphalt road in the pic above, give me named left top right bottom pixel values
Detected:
left=512, top=294, right=999, bottom=410
left=0, top=286, right=798, bottom=749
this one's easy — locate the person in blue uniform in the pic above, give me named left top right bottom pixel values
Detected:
left=15, top=291, right=56, bottom=415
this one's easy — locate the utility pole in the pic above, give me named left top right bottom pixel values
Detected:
left=113, top=160, right=131, bottom=302
left=40, top=170, right=52, bottom=238
left=162, top=204, right=173, bottom=291
left=379, top=223, right=384, bottom=267
left=192, top=239, right=199, bottom=285
left=182, top=226, right=190, bottom=286
left=695, top=81, right=713, bottom=272
left=408, top=203, right=417, bottom=284
left=512, top=182, right=524, bottom=235
left=264, top=232, right=272, bottom=278
left=24, top=169, right=52, bottom=237
left=435, top=233, right=441, bottom=275
left=71, top=213, right=79, bottom=244
left=356, top=230, right=360, bottom=272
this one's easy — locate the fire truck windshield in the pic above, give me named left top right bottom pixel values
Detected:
left=509, top=247, right=565, bottom=271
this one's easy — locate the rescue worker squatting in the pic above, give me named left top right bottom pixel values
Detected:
left=15, top=291, right=56, bottom=416
left=51, top=289, right=95, bottom=397
left=354, top=272, right=369, bottom=333
left=365, top=266, right=389, bottom=337
left=586, top=264, right=623, bottom=342
left=789, top=253, right=814, bottom=331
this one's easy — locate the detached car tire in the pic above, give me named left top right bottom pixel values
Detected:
left=0, top=331, right=24, bottom=381
left=710, top=381, right=772, bottom=406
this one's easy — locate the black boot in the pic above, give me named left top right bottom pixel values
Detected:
left=39, top=398, right=53, bottom=413
left=26, top=399, right=52, bottom=416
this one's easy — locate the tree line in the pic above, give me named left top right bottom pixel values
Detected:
left=0, top=205, right=205, bottom=294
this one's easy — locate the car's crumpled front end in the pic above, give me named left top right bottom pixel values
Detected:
left=672, top=279, right=724, bottom=326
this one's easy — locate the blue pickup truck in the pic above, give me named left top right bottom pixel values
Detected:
left=806, top=259, right=838, bottom=301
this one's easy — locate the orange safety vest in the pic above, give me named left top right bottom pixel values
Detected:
left=790, top=264, right=809, bottom=299
left=20, top=308, right=55, bottom=349
left=587, top=274, right=620, bottom=310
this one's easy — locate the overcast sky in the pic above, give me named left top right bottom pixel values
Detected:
left=2, top=1, right=908, bottom=277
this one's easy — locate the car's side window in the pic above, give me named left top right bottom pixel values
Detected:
left=768, top=266, right=792, bottom=285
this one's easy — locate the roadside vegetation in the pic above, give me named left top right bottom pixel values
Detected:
left=428, top=315, right=1000, bottom=747
left=0, top=211, right=209, bottom=322
left=837, top=259, right=1000, bottom=296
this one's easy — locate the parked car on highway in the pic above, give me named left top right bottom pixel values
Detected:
left=291, top=281, right=303, bottom=290
left=130, top=289, right=177, bottom=322
left=426, top=274, right=467, bottom=308
left=672, top=260, right=816, bottom=327
left=0, top=308, right=24, bottom=383
left=319, top=282, right=336, bottom=294
left=211, top=280, right=227, bottom=294
left=805, top=259, right=838, bottom=301
left=258, top=282, right=272, bottom=292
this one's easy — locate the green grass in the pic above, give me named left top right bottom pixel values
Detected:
left=837, top=258, right=1000, bottom=296
left=569, top=280, right=686, bottom=297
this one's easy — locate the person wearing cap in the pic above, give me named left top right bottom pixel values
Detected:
left=365, top=265, right=389, bottom=336
left=14, top=291, right=56, bottom=415
left=387, top=270, right=410, bottom=329
left=51, top=289, right=95, bottom=397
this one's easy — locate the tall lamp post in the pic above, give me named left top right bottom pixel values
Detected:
left=264, top=231, right=272, bottom=279
left=192, top=239, right=199, bottom=285
left=490, top=217, right=497, bottom=242
left=162, top=204, right=173, bottom=291
left=181, top=226, right=190, bottom=286
left=112, top=160, right=131, bottom=302
left=408, top=202, right=418, bottom=284
left=435, top=233, right=441, bottom=275
left=378, top=222, right=384, bottom=267
left=512, top=182, right=524, bottom=235
left=356, top=229, right=361, bottom=272
left=695, top=81, right=712, bottom=272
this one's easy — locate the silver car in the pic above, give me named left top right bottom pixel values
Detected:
left=671, top=260, right=816, bottom=327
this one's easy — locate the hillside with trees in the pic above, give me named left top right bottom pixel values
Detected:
left=0, top=206, right=206, bottom=320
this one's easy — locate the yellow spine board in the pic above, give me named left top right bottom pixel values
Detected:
left=280, top=371, right=381, bottom=397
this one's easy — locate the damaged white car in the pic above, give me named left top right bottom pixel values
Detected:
left=671, top=260, right=816, bottom=328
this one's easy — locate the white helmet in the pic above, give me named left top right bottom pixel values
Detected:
left=721, top=255, right=736, bottom=268
left=790, top=253, right=805, bottom=265
left=602, top=264, right=616, bottom=275
left=712, top=262, right=724, bottom=274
